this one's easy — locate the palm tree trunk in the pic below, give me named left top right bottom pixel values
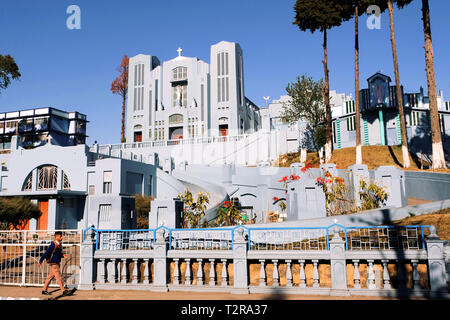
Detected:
left=121, top=93, right=126, bottom=143
left=354, top=5, right=362, bottom=165
left=322, top=28, right=332, bottom=163
left=421, top=0, right=447, bottom=169
left=388, top=0, right=410, bottom=168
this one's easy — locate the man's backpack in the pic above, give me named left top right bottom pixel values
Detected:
left=45, top=241, right=60, bottom=263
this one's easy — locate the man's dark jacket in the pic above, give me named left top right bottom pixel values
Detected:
left=39, top=241, right=64, bottom=264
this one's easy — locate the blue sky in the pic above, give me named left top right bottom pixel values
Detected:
left=1, top=0, right=449, bottom=145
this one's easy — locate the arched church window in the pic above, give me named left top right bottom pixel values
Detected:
left=172, top=67, right=187, bottom=81
left=169, top=114, right=183, bottom=124
left=38, top=165, right=58, bottom=190
left=218, top=117, right=228, bottom=124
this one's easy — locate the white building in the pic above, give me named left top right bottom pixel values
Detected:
left=126, top=41, right=261, bottom=144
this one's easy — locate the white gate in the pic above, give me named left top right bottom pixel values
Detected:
left=0, top=229, right=81, bottom=287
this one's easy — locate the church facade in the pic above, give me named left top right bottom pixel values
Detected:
left=126, top=41, right=261, bottom=144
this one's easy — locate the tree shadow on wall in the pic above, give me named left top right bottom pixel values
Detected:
left=348, top=209, right=447, bottom=299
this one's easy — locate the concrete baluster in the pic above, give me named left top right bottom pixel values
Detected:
left=121, top=259, right=127, bottom=284
left=353, top=260, right=361, bottom=289
left=312, top=260, right=319, bottom=288
left=367, top=260, right=376, bottom=289
left=259, top=260, right=266, bottom=287
left=381, top=260, right=391, bottom=289
left=173, top=259, right=180, bottom=285
left=221, top=259, right=228, bottom=287
left=209, top=259, right=216, bottom=287
left=107, top=259, right=116, bottom=284
left=286, top=260, right=293, bottom=287
left=143, top=259, right=150, bottom=285
left=299, top=260, right=306, bottom=288
left=197, top=259, right=203, bottom=286
left=272, top=260, right=279, bottom=287
left=132, top=259, right=138, bottom=284
left=185, top=259, right=191, bottom=285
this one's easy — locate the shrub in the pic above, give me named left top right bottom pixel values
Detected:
left=177, top=188, right=209, bottom=228
left=0, top=197, right=42, bottom=230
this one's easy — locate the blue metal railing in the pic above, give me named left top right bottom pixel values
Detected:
left=82, top=224, right=431, bottom=252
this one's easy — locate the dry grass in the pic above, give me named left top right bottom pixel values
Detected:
left=276, top=145, right=450, bottom=172
left=390, top=207, right=450, bottom=240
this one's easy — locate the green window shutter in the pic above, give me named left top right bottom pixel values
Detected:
left=363, top=118, right=369, bottom=146
left=396, top=114, right=401, bottom=144
left=337, top=120, right=341, bottom=149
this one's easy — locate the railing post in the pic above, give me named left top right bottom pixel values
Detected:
left=330, top=227, right=348, bottom=295
left=426, top=226, right=448, bottom=294
left=152, top=227, right=169, bottom=291
left=21, top=231, right=27, bottom=286
left=79, top=228, right=96, bottom=290
left=232, top=227, right=249, bottom=294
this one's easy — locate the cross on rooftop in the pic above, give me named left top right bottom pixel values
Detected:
left=177, top=47, right=183, bottom=57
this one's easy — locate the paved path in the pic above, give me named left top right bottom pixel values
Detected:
left=0, top=285, right=422, bottom=300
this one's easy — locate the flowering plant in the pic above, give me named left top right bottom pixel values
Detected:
left=216, top=199, right=246, bottom=226
left=358, top=179, right=389, bottom=211
left=272, top=196, right=286, bottom=212
left=278, top=174, right=300, bottom=193
left=315, top=170, right=353, bottom=216
left=177, top=188, right=210, bottom=228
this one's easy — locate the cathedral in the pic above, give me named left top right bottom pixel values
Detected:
left=126, top=41, right=261, bottom=143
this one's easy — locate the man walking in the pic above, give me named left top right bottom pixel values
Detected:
left=38, top=231, right=70, bottom=296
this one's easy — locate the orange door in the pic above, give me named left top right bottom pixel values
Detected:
left=38, top=200, right=49, bottom=230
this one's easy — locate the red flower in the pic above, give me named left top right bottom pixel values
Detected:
left=273, top=197, right=279, bottom=202
left=291, top=175, right=300, bottom=180
left=278, top=176, right=288, bottom=183
left=224, top=200, right=232, bottom=208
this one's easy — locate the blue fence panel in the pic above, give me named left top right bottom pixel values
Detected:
left=82, top=224, right=431, bottom=252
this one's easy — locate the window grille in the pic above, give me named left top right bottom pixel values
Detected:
left=23, top=173, right=33, bottom=191
left=37, top=166, right=58, bottom=190
left=63, top=171, right=71, bottom=190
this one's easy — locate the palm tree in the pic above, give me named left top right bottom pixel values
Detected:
left=421, top=0, right=447, bottom=169
left=293, top=0, right=352, bottom=163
